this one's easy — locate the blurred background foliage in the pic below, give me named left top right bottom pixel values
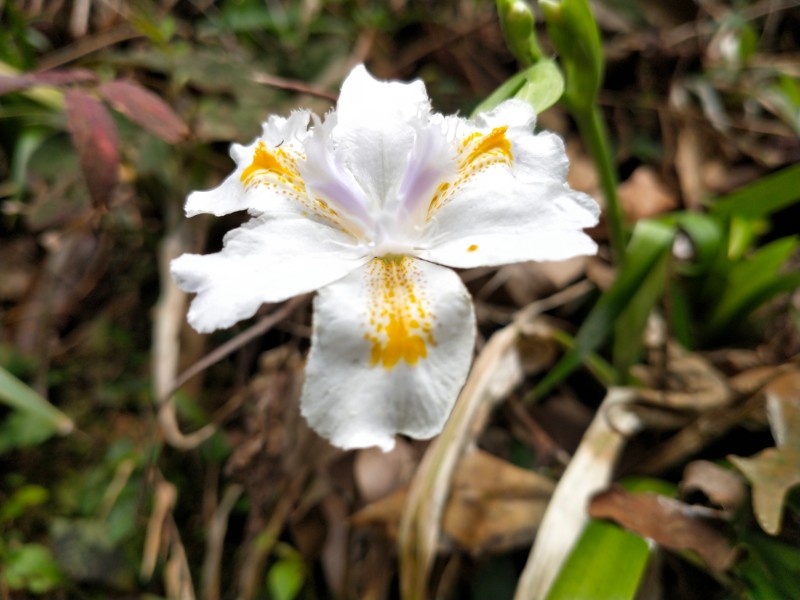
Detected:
left=1, top=0, right=799, bottom=598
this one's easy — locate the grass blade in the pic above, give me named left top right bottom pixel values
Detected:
left=710, top=164, right=800, bottom=219
left=0, top=367, right=74, bottom=436
left=532, top=219, right=675, bottom=399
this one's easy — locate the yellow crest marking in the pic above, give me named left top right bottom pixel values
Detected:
left=427, top=126, right=513, bottom=219
left=364, top=257, right=435, bottom=370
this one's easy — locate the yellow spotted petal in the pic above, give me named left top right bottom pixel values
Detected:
left=301, top=257, right=475, bottom=451
left=185, top=111, right=314, bottom=218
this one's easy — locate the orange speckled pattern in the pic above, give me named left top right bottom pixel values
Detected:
left=240, top=141, right=360, bottom=234
left=240, top=141, right=302, bottom=189
left=427, top=126, right=512, bottom=219
left=364, top=256, right=435, bottom=369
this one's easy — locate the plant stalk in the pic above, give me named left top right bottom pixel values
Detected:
left=573, top=105, right=626, bottom=263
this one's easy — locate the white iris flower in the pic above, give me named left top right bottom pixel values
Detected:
left=171, top=65, right=600, bottom=451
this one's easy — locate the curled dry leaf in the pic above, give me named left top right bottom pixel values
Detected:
left=589, top=485, right=738, bottom=572
left=634, top=342, right=731, bottom=413
left=680, top=460, right=747, bottom=515
left=729, top=366, right=800, bottom=535
left=64, top=89, right=120, bottom=211
left=0, top=68, right=97, bottom=95
left=99, top=80, right=188, bottom=144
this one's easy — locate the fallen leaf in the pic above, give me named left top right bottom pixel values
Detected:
left=99, top=80, right=188, bottom=143
left=352, top=449, right=554, bottom=555
left=618, top=165, right=678, bottom=222
left=64, top=90, right=120, bottom=210
left=680, top=460, right=747, bottom=514
left=633, top=342, right=731, bottom=412
left=441, top=449, right=554, bottom=555
left=589, top=485, right=738, bottom=571
left=729, top=365, right=800, bottom=535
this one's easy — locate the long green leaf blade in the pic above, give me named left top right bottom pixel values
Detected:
left=0, top=367, right=74, bottom=436
left=710, top=163, right=800, bottom=219
left=533, top=219, right=676, bottom=399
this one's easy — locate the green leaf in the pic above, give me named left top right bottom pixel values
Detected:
left=0, top=412, right=61, bottom=453
left=471, top=70, right=527, bottom=117
left=514, top=59, right=565, bottom=114
left=613, top=245, right=669, bottom=378
left=705, top=237, right=800, bottom=338
left=0, top=484, right=49, bottom=525
left=734, top=532, right=800, bottom=599
left=710, top=164, right=800, bottom=219
left=545, top=519, right=649, bottom=600
left=671, top=212, right=725, bottom=275
left=668, top=282, right=694, bottom=348
left=545, top=478, right=674, bottom=600
left=4, top=544, right=64, bottom=594
left=533, top=219, right=676, bottom=399
left=266, top=557, right=305, bottom=600
left=0, top=366, right=74, bottom=437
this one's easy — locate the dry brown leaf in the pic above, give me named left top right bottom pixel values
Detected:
left=442, top=449, right=554, bottom=554
left=729, top=366, right=800, bottom=535
left=680, top=460, right=747, bottom=514
left=499, top=257, right=588, bottom=307
left=634, top=342, right=731, bottom=412
left=589, top=485, right=738, bottom=571
left=618, top=165, right=678, bottom=222
left=353, top=448, right=553, bottom=555
left=674, top=123, right=707, bottom=210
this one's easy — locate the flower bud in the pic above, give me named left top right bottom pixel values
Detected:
left=540, top=0, right=603, bottom=112
left=496, top=0, right=542, bottom=65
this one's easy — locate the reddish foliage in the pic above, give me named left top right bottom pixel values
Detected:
left=99, top=80, right=188, bottom=143
left=64, top=89, right=120, bottom=211
left=0, top=69, right=97, bottom=95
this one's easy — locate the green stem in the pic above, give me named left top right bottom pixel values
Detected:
left=573, top=105, right=626, bottom=263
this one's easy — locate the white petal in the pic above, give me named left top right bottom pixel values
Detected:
left=301, top=257, right=475, bottom=451
left=171, top=215, right=367, bottom=333
left=420, top=174, right=599, bottom=268
left=333, top=66, right=431, bottom=207
left=409, top=101, right=598, bottom=268
left=299, top=113, right=375, bottom=239
left=185, top=110, right=312, bottom=217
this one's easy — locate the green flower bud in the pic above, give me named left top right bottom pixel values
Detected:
left=540, top=0, right=603, bottom=112
left=496, top=0, right=542, bottom=65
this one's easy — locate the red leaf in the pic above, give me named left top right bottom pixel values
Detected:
left=64, top=90, right=120, bottom=210
left=99, top=80, right=188, bottom=143
left=0, top=69, right=97, bottom=95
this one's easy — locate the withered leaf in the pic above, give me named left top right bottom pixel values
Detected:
left=589, top=485, right=738, bottom=571
left=352, top=449, right=554, bottom=555
left=64, top=90, right=120, bottom=211
left=729, top=367, right=800, bottom=535
left=0, top=69, right=97, bottom=95
left=680, top=460, right=746, bottom=514
left=99, top=80, right=188, bottom=143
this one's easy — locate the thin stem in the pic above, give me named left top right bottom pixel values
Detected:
left=573, top=105, right=627, bottom=263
